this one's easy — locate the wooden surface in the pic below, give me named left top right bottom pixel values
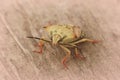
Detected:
left=0, top=0, right=120, bottom=80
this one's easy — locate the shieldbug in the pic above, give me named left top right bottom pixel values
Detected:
left=27, top=24, right=99, bottom=68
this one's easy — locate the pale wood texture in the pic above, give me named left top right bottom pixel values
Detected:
left=0, top=0, right=120, bottom=80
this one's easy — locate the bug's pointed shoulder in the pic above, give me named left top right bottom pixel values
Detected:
left=73, top=26, right=82, bottom=38
left=43, top=25, right=51, bottom=29
left=43, top=25, right=58, bottom=34
left=43, top=25, right=53, bottom=31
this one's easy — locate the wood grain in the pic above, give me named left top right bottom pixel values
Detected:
left=0, top=0, right=120, bottom=80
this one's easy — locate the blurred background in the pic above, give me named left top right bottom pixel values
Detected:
left=0, top=0, right=120, bottom=80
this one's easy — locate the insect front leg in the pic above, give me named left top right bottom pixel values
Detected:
left=33, top=40, right=44, bottom=54
left=27, top=36, right=51, bottom=54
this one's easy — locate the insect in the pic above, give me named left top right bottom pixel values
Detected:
left=27, top=24, right=99, bottom=68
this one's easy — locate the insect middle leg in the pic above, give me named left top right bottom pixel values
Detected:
left=60, top=45, right=71, bottom=69
left=75, top=48, right=85, bottom=60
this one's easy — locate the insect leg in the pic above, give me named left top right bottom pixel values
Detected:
left=75, top=48, right=85, bottom=60
left=60, top=45, right=71, bottom=69
left=33, top=40, right=44, bottom=54
left=27, top=36, right=50, bottom=54
left=72, top=38, right=99, bottom=44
